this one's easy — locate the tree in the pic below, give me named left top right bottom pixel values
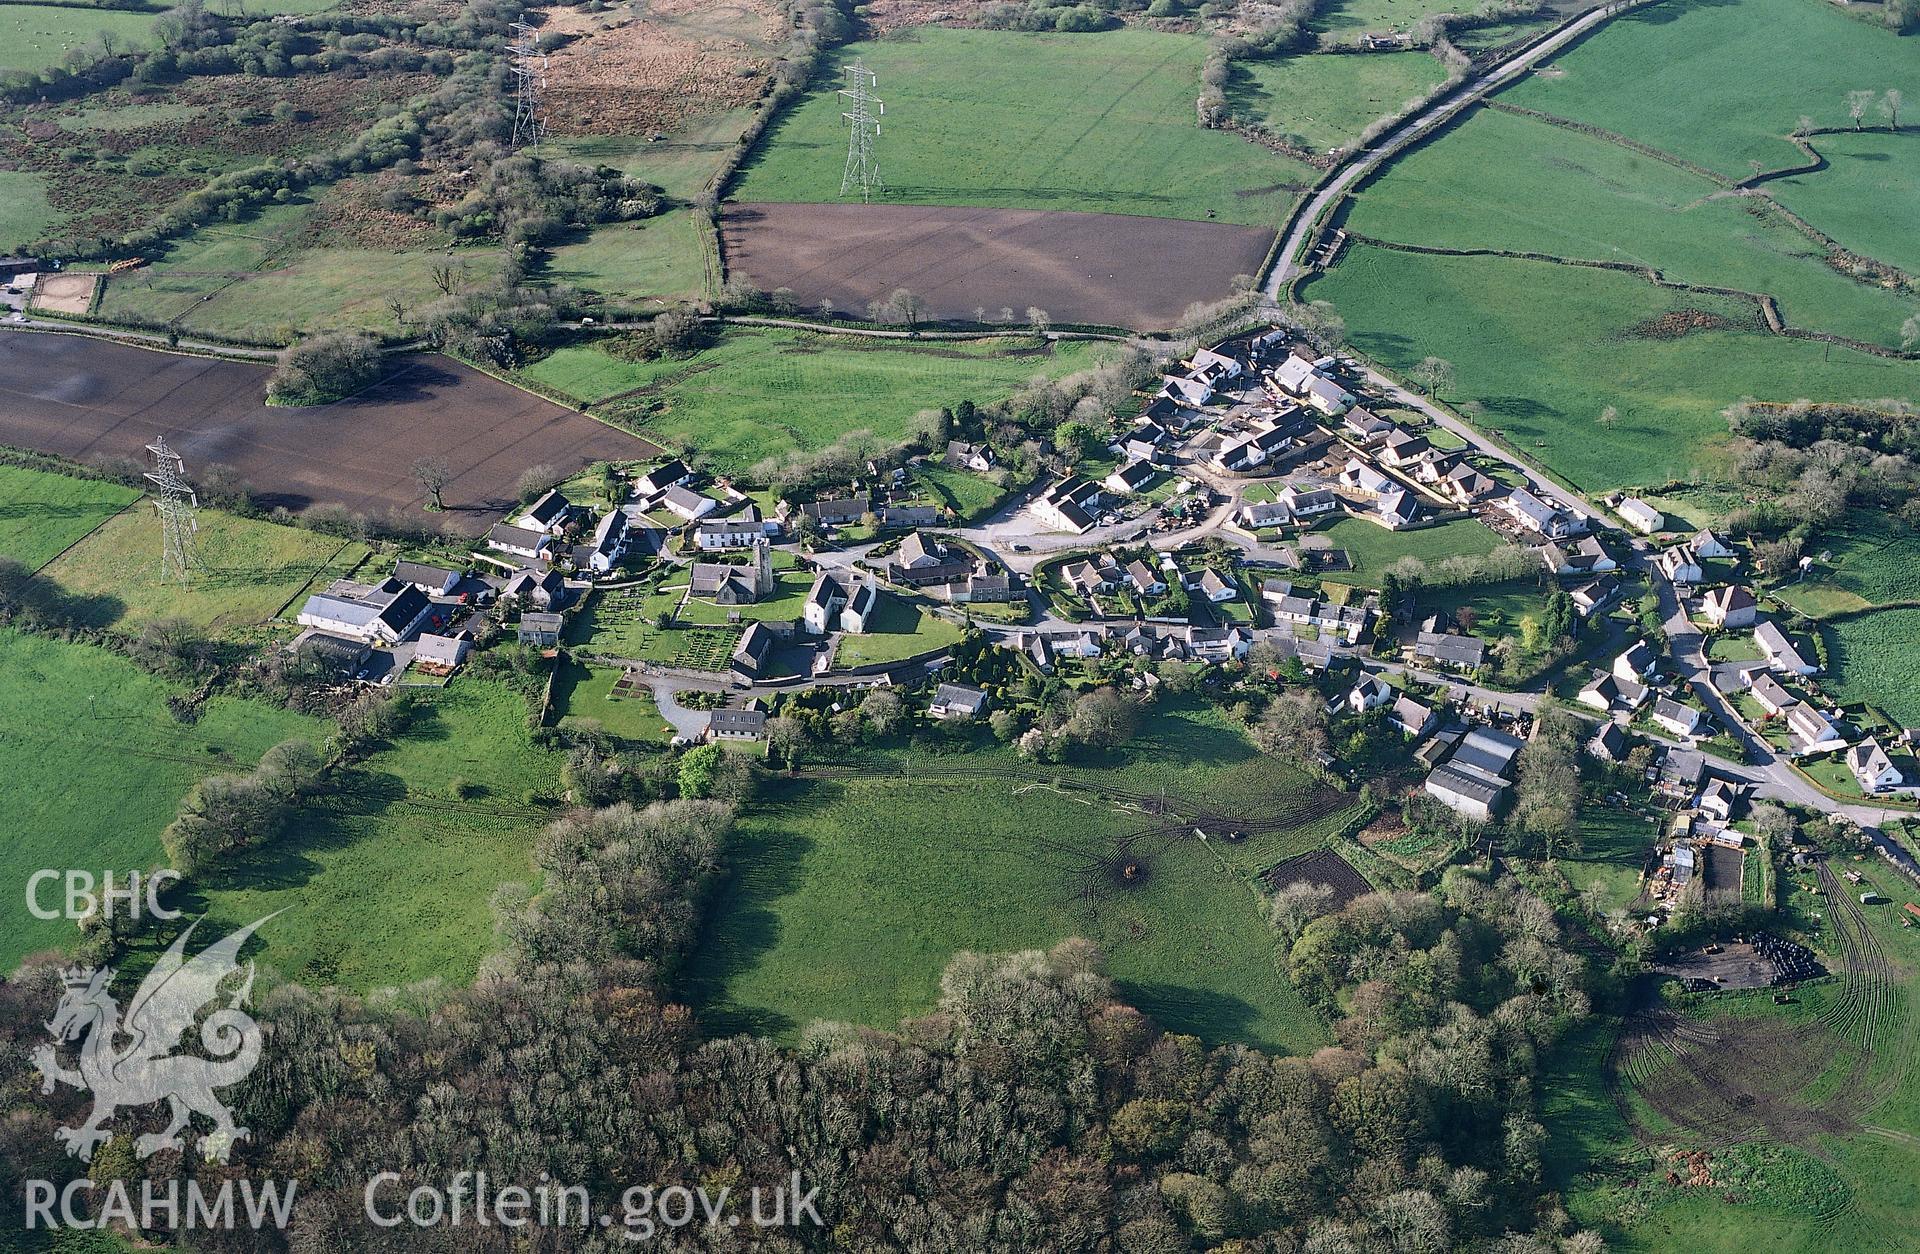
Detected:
left=1515, top=710, right=1580, bottom=860
left=431, top=262, right=460, bottom=295
left=266, top=332, right=382, bottom=406
left=1882, top=88, right=1904, bottom=130
left=1411, top=356, right=1455, bottom=398
left=887, top=288, right=924, bottom=332
left=766, top=716, right=806, bottom=768
left=649, top=305, right=704, bottom=354
left=1596, top=405, right=1618, bottom=428
left=1847, top=89, right=1876, bottom=130
left=1292, top=299, right=1347, bottom=352
left=1901, top=311, right=1920, bottom=351
left=1254, top=689, right=1329, bottom=759
left=1068, top=687, right=1137, bottom=749
left=411, top=456, right=453, bottom=511
left=676, top=743, right=723, bottom=799
left=1026, top=306, right=1051, bottom=338
left=860, top=688, right=903, bottom=737
left=256, top=739, right=325, bottom=801
left=1055, top=418, right=1100, bottom=461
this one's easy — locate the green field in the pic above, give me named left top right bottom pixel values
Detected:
left=42, top=503, right=370, bottom=635
left=1311, top=513, right=1504, bottom=585
left=1505, top=0, right=1920, bottom=180
left=1823, top=607, right=1920, bottom=726
left=1229, top=50, right=1446, bottom=153
left=1337, top=104, right=1917, bottom=348
left=553, top=661, right=674, bottom=744
left=830, top=597, right=963, bottom=667
left=543, top=211, right=708, bottom=307
left=531, top=330, right=1113, bottom=472
left=149, top=680, right=559, bottom=989
left=1304, top=245, right=1920, bottom=493
left=1772, top=510, right=1920, bottom=618
left=0, top=630, right=323, bottom=970
left=732, top=28, right=1317, bottom=225
left=685, top=702, right=1358, bottom=1051
left=101, top=222, right=503, bottom=342
left=679, top=568, right=815, bottom=625
left=1771, top=130, right=1920, bottom=278
left=1548, top=857, right=1920, bottom=1251
left=0, top=170, right=58, bottom=251
left=0, top=464, right=137, bottom=569
left=0, top=4, right=160, bottom=72
left=912, top=463, right=1006, bottom=522
left=1558, top=806, right=1657, bottom=917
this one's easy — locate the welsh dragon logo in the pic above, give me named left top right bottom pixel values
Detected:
left=29, top=913, right=278, bottom=1164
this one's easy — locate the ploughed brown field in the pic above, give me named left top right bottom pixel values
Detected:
left=721, top=202, right=1274, bottom=330
left=0, top=333, right=657, bottom=534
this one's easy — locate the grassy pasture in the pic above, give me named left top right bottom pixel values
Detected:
left=1771, top=510, right=1920, bottom=618
left=1338, top=104, right=1917, bottom=348
left=685, top=702, right=1355, bottom=1051
left=1310, top=514, right=1504, bottom=587
left=732, top=28, right=1317, bottom=226
left=532, top=330, right=1112, bottom=472
left=553, top=661, right=674, bottom=744
left=42, top=503, right=370, bottom=635
left=0, top=464, right=137, bottom=569
left=0, top=630, right=323, bottom=971
left=0, top=170, right=59, bottom=251
left=1304, top=244, right=1920, bottom=493
left=543, top=210, right=708, bottom=307
left=145, top=680, right=558, bottom=990
left=1770, top=129, right=1920, bottom=278
left=1822, top=607, right=1920, bottom=726
left=830, top=596, right=962, bottom=667
left=1504, top=0, right=1920, bottom=180
left=0, top=4, right=159, bottom=72
left=1228, top=51, right=1445, bottom=153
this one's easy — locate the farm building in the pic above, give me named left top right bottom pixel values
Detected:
left=635, top=459, right=692, bottom=496
left=663, top=485, right=720, bottom=521
left=1425, top=725, right=1526, bottom=821
left=517, top=489, right=577, bottom=534
left=1391, top=694, right=1437, bottom=739
left=1413, top=629, right=1486, bottom=673
left=503, top=567, right=566, bottom=610
left=1617, top=497, right=1664, bottom=534
left=1496, top=487, right=1579, bottom=539
left=412, top=632, right=470, bottom=674
left=1540, top=536, right=1616, bottom=577
left=293, top=630, right=373, bottom=681
left=297, top=579, right=434, bottom=645
left=393, top=560, right=462, bottom=596
left=487, top=523, right=556, bottom=562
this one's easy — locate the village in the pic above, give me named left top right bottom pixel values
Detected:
left=276, top=323, right=1920, bottom=945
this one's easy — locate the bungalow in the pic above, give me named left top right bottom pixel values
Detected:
left=1217, top=437, right=1267, bottom=472
left=697, top=517, right=767, bottom=550
left=895, top=531, right=945, bottom=570
left=1617, top=497, right=1664, bottom=534
left=1785, top=701, right=1847, bottom=755
left=1614, top=640, right=1659, bottom=684
left=297, top=578, right=434, bottom=645
left=1277, top=483, right=1338, bottom=518
left=1658, top=748, right=1706, bottom=798
left=1750, top=671, right=1795, bottom=717
left=502, top=566, right=566, bottom=610
left=1497, top=487, right=1578, bottom=539
left=1119, top=435, right=1162, bottom=464
left=486, top=523, right=555, bottom=563
left=929, top=682, right=988, bottom=720
left=1570, top=574, right=1621, bottom=618
left=1374, top=488, right=1419, bottom=530
left=1379, top=428, right=1430, bottom=467
left=1588, top=721, right=1629, bottom=763
left=1699, top=584, right=1758, bottom=629
left=730, top=622, right=775, bottom=682
left=1848, top=738, right=1905, bottom=793
left=1265, top=581, right=1371, bottom=642
left=1578, top=672, right=1649, bottom=714
left=1031, top=477, right=1103, bottom=534
left=1189, top=346, right=1244, bottom=380
left=1540, top=536, right=1616, bottom=577
left=1697, top=779, right=1744, bottom=823
left=1654, top=544, right=1703, bottom=585
left=1302, top=374, right=1356, bottom=416
left=800, top=494, right=871, bottom=527
left=1187, top=567, right=1237, bottom=604
left=517, top=488, right=576, bottom=534
left=1391, top=694, right=1437, bottom=739
left=1756, top=620, right=1819, bottom=675
left=1344, top=407, right=1396, bottom=441
left=412, top=632, right=470, bottom=673
left=1241, top=499, right=1292, bottom=529
left=635, top=459, right=692, bottom=497
left=1692, top=529, right=1737, bottom=560
left=879, top=503, right=941, bottom=528
left=662, top=485, right=719, bottom=521
left=1339, top=457, right=1394, bottom=497
left=945, top=440, right=995, bottom=472
left=1442, top=461, right=1499, bottom=505
left=1347, top=673, right=1393, bottom=713
left=1414, top=630, right=1486, bottom=672
left=1125, top=559, right=1166, bottom=596
left=1063, top=559, right=1120, bottom=598
left=517, top=612, right=564, bottom=648
left=708, top=709, right=768, bottom=741
left=1272, top=354, right=1322, bottom=396
left=1104, top=459, right=1158, bottom=496
left=1652, top=697, right=1705, bottom=738
left=393, top=560, right=461, bottom=597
